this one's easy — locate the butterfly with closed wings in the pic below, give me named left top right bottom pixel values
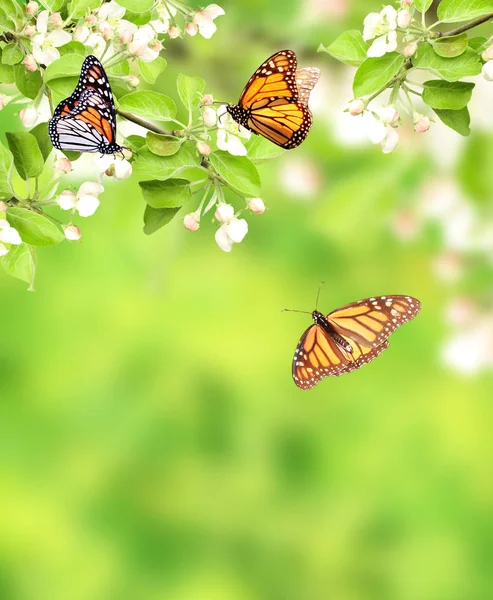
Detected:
left=226, top=50, right=320, bottom=149
left=49, top=55, right=124, bottom=155
left=285, top=288, right=421, bottom=390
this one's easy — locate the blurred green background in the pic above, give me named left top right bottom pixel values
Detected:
left=2, top=1, right=493, bottom=599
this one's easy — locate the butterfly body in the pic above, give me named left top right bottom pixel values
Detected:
left=292, top=296, right=421, bottom=390
left=227, top=50, right=319, bottom=149
left=49, top=55, right=123, bottom=155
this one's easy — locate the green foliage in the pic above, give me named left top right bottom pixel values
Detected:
left=134, top=143, right=201, bottom=181
left=6, top=207, right=64, bottom=246
left=1, top=43, right=23, bottom=66
left=438, top=0, right=493, bottom=23
left=5, top=133, right=44, bottom=181
left=14, top=65, right=42, bottom=99
left=44, top=54, right=85, bottom=84
left=67, top=0, right=100, bottom=18
left=139, top=179, right=192, bottom=208
left=434, top=107, right=471, bottom=136
left=353, top=53, right=405, bottom=97
left=413, top=44, right=482, bottom=81
left=146, top=133, right=183, bottom=156
left=143, top=205, right=181, bottom=234
left=30, top=123, right=54, bottom=162
left=177, top=74, right=207, bottom=113
left=118, top=0, right=154, bottom=11
left=1, top=243, right=36, bottom=288
left=433, top=33, right=469, bottom=58
left=318, top=31, right=369, bottom=67
left=138, top=57, right=167, bottom=84
left=209, top=152, right=261, bottom=197
left=414, top=0, right=434, bottom=11
left=0, top=143, right=14, bottom=201
left=118, top=91, right=177, bottom=121
left=422, top=80, right=475, bottom=110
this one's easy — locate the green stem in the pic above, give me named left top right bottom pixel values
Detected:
left=116, top=108, right=179, bottom=135
left=435, top=13, right=493, bottom=37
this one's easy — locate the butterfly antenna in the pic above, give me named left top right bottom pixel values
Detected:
left=281, top=308, right=312, bottom=315
left=315, top=281, right=325, bottom=311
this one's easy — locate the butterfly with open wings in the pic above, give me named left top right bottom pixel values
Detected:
left=226, top=50, right=320, bottom=149
left=287, top=292, right=421, bottom=390
left=48, top=55, right=124, bottom=155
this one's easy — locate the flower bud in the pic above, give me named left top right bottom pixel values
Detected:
left=202, top=107, right=217, bottom=127
left=19, top=107, right=38, bottom=128
left=103, top=27, right=113, bottom=41
left=50, top=12, right=63, bottom=28
left=215, top=203, right=235, bottom=223
left=128, top=42, right=146, bottom=56
left=227, top=218, right=248, bottom=243
left=22, top=54, right=37, bottom=72
left=113, top=158, right=132, bottom=180
left=127, top=75, right=140, bottom=87
left=397, top=9, right=411, bottom=28
left=63, top=225, right=82, bottom=241
left=201, top=94, right=214, bottom=105
left=248, top=197, right=265, bottom=214
left=85, top=14, right=97, bottom=26
left=348, top=98, right=365, bottom=116
left=401, top=0, right=413, bottom=6
left=483, top=60, right=493, bottom=81
left=168, top=25, right=181, bottom=39
left=403, top=42, right=418, bottom=58
left=378, top=105, right=399, bottom=125
left=26, top=1, right=39, bottom=15
left=58, top=190, right=77, bottom=210
left=185, top=22, right=198, bottom=36
left=414, top=115, right=431, bottom=133
left=0, top=94, right=11, bottom=110
left=55, top=158, right=72, bottom=173
left=24, top=24, right=36, bottom=37
left=122, top=148, right=133, bottom=161
left=184, top=213, right=200, bottom=231
left=150, top=39, right=163, bottom=52
left=381, top=126, right=399, bottom=154
left=120, top=30, right=133, bottom=44
left=482, top=46, right=493, bottom=61
left=0, top=201, right=7, bottom=213
left=196, top=141, right=211, bottom=156
left=73, top=26, right=90, bottom=42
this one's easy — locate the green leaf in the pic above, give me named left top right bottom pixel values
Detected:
left=67, top=0, right=100, bottom=18
left=46, top=77, right=78, bottom=107
left=134, top=142, right=200, bottom=181
left=146, top=132, right=183, bottom=156
left=118, top=91, right=177, bottom=121
left=41, top=0, right=66, bottom=10
left=1, top=43, right=23, bottom=65
left=5, top=133, right=44, bottom=180
left=246, top=136, right=285, bottom=162
left=118, top=0, right=154, bottom=11
left=121, top=9, right=152, bottom=25
left=433, top=33, right=469, bottom=58
left=413, top=44, right=482, bottom=81
left=44, top=54, right=84, bottom=84
left=176, top=74, right=206, bottom=112
left=58, top=41, right=86, bottom=56
left=434, top=107, right=471, bottom=136
left=1, top=243, right=36, bottom=288
left=138, top=57, right=167, bottom=84
left=30, top=123, right=53, bottom=162
left=469, top=36, right=487, bottom=51
left=0, top=63, right=15, bottom=84
left=0, top=143, right=14, bottom=201
left=422, top=80, right=474, bottom=109
left=209, top=152, right=261, bottom=197
left=318, top=31, right=369, bottom=67
left=14, top=65, right=42, bottom=99
left=143, top=205, right=181, bottom=234
left=62, top=151, right=81, bottom=162
left=438, top=0, right=493, bottom=23
left=353, top=53, right=405, bottom=97
left=127, top=135, right=147, bottom=152
left=414, top=0, right=433, bottom=12
left=6, top=208, right=64, bottom=246
left=139, top=178, right=192, bottom=208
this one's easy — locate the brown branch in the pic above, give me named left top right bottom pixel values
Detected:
left=435, top=13, right=493, bottom=38
left=116, top=109, right=181, bottom=136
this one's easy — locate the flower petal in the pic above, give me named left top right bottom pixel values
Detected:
left=367, top=35, right=389, bottom=58
left=76, top=195, right=100, bottom=217
left=203, top=4, right=225, bottom=19
left=0, top=242, right=9, bottom=257
left=48, top=29, right=72, bottom=47
left=78, top=180, right=104, bottom=197
left=226, top=218, right=248, bottom=243
left=36, top=9, right=49, bottom=34
left=215, top=224, right=233, bottom=252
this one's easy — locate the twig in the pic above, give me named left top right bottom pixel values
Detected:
left=116, top=109, right=181, bottom=136
left=435, top=13, right=493, bottom=38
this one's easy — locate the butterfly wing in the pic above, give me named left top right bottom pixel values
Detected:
left=295, top=67, right=320, bottom=107
left=328, top=295, right=421, bottom=349
left=49, top=89, right=117, bottom=153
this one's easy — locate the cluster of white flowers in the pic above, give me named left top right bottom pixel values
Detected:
left=0, top=215, right=22, bottom=257
left=363, top=2, right=414, bottom=58
left=57, top=181, right=105, bottom=218
left=201, top=103, right=252, bottom=156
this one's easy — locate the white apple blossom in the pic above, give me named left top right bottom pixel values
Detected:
left=73, top=26, right=90, bottom=43
left=85, top=32, right=106, bottom=57
left=128, top=25, right=161, bottom=62
left=63, top=225, right=82, bottom=240
left=215, top=203, right=235, bottom=223
left=482, top=60, right=493, bottom=82
left=55, top=157, right=72, bottom=173
left=93, top=155, right=132, bottom=182
left=19, top=107, right=39, bottom=128
left=364, top=113, right=399, bottom=152
left=58, top=182, right=104, bottom=217
left=98, top=0, right=126, bottom=23
left=193, top=4, right=225, bottom=39
left=363, top=6, right=398, bottom=58
left=32, top=10, right=71, bottom=65
left=482, top=46, right=493, bottom=61
left=381, top=126, right=399, bottom=153
left=202, top=107, right=217, bottom=127
left=248, top=197, right=265, bottom=214
left=348, top=99, right=365, bottom=115
left=184, top=213, right=200, bottom=231
left=442, top=318, right=493, bottom=375
left=397, top=9, right=411, bottom=28
left=0, top=94, right=13, bottom=110
left=216, top=107, right=251, bottom=156
left=0, top=220, right=22, bottom=250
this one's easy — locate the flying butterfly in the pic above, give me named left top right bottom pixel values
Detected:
left=285, top=287, right=421, bottom=390
left=226, top=50, right=320, bottom=149
left=48, top=55, right=123, bottom=155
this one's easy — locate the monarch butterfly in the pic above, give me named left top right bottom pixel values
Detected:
left=286, top=290, right=421, bottom=390
left=48, top=55, right=123, bottom=155
left=226, top=50, right=320, bottom=149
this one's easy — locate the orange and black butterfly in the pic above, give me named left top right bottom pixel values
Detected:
left=49, top=55, right=123, bottom=154
left=287, top=291, right=421, bottom=390
left=226, top=50, right=320, bottom=149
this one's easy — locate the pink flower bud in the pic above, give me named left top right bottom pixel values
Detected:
left=168, top=25, right=181, bottom=39
left=378, top=105, right=399, bottom=125
left=348, top=99, right=365, bottom=116
left=482, top=46, right=493, bottom=61
left=185, top=22, right=198, bottom=36
left=414, top=115, right=431, bottom=133
left=55, top=158, right=72, bottom=173
left=0, top=201, right=7, bottom=213
left=103, top=27, right=113, bottom=41
left=26, top=1, right=38, bottom=15
left=397, top=9, right=411, bottom=28
left=50, top=12, right=63, bottom=28
left=85, top=14, right=97, bottom=26
left=201, top=94, right=214, bottom=105
left=19, top=107, right=38, bottom=128
left=63, top=225, right=82, bottom=241
left=150, top=39, right=163, bottom=52
left=58, top=190, right=77, bottom=210
left=22, top=54, right=37, bottom=72
left=400, top=0, right=413, bottom=6
left=403, top=42, right=418, bottom=58
left=127, top=75, right=140, bottom=87
left=202, top=107, right=217, bottom=127
left=196, top=141, right=211, bottom=156
left=128, top=42, right=146, bottom=56
left=24, top=24, right=36, bottom=37
left=184, top=213, right=200, bottom=231
left=215, top=203, right=235, bottom=223
left=122, top=148, right=133, bottom=161
left=248, top=197, right=265, bottom=214
left=120, top=30, right=133, bottom=44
